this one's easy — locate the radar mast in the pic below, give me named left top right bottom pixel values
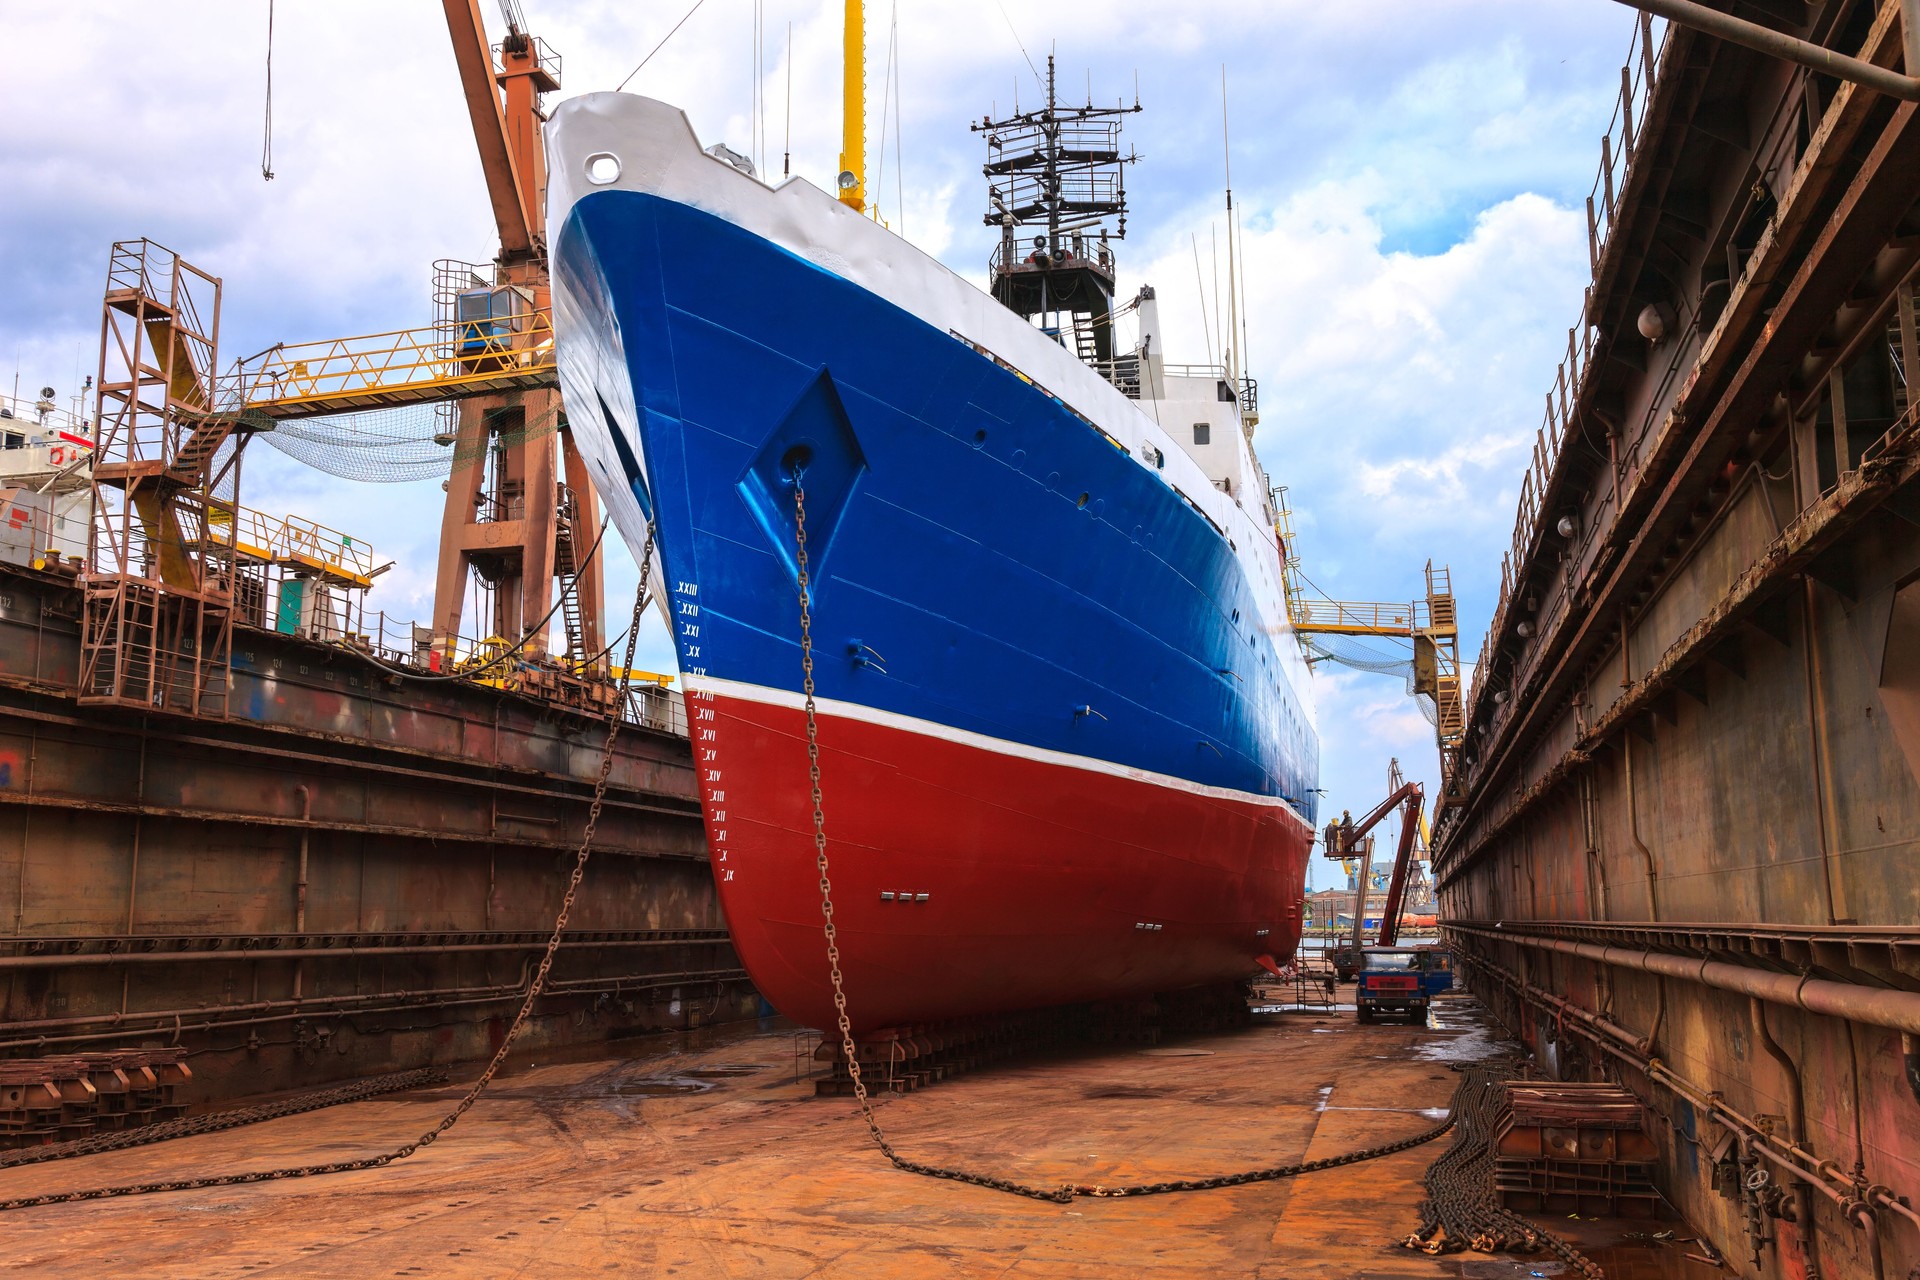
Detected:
left=972, top=57, right=1140, bottom=367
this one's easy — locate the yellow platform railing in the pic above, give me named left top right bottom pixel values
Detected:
left=208, top=504, right=382, bottom=587
left=224, top=313, right=556, bottom=418
left=1288, top=597, right=1430, bottom=637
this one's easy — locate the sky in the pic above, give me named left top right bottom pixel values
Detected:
left=2, top=0, right=1641, bottom=891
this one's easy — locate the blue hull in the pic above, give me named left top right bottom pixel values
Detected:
left=552, top=189, right=1318, bottom=816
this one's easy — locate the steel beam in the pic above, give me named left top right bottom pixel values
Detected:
left=1437, top=413, right=1920, bottom=882
left=1609, top=0, right=1920, bottom=101
left=0, top=932, right=732, bottom=970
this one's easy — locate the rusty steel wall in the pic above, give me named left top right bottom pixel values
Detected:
left=1435, top=4, right=1920, bottom=1278
left=0, top=566, right=756, bottom=1103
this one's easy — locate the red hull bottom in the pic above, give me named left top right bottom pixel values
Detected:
left=689, top=686, right=1313, bottom=1031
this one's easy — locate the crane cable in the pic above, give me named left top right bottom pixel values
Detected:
left=261, top=0, right=276, bottom=181
left=616, top=0, right=711, bottom=93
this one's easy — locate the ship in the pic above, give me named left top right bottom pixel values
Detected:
left=542, top=65, right=1319, bottom=1033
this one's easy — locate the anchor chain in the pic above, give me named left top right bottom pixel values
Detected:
left=1404, top=1066, right=1605, bottom=1279
left=790, top=479, right=1455, bottom=1203
left=0, top=523, right=661, bottom=1215
left=0, top=1067, right=447, bottom=1172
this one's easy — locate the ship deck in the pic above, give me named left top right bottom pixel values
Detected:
left=1, top=988, right=1719, bottom=1279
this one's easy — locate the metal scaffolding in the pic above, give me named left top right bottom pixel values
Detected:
left=81, top=240, right=251, bottom=718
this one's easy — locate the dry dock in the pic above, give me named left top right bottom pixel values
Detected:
left=0, top=987, right=1720, bottom=1279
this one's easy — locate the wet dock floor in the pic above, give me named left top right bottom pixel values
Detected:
left=0, top=992, right=1722, bottom=1278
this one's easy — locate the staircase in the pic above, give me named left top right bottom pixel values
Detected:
left=1070, top=313, right=1100, bottom=366
left=1423, top=563, right=1468, bottom=801
left=554, top=484, right=584, bottom=668
left=81, top=240, right=236, bottom=719
left=167, top=413, right=238, bottom=484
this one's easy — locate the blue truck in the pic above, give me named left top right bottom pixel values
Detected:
left=1355, top=946, right=1453, bottom=1025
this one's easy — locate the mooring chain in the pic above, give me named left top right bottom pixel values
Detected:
left=0, top=524, right=661, bottom=1216
left=1405, top=1067, right=1605, bottom=1280
left=0, top=1067, right=447, bottom=1172
left=789, top=478, right=1454, bottom=1204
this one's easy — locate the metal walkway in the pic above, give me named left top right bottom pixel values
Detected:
left=223, top=313, right=557, bottom=420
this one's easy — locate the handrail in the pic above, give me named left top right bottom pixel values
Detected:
left=207, top=503, right=381, bottom=585
left=1290, top=598, right=1428, bottom=635
left=219, top=310, right=557, bottom=415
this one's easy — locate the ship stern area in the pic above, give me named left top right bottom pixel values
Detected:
left=552, top=188, right=1315, bottom=1043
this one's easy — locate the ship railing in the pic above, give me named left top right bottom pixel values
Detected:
left=1087, top=356, right=1257, bottom=411
left=1461, top=11, right=1672, bottom=749
left=0, top=393, right=93, bottom=441
left=989, top=239, right=1118, bottom=280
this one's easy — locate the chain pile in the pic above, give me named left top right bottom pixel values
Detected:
left=0, top=1067, right=447, bottom=1172
left=1404, top=1067, right=1605, bottom=1279
left=0, top=525, right=659, bottom=1215
left=790, top=480, right=1456, bottom=1204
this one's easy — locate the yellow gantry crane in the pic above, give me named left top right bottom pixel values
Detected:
left=1272, top=488, right=1467, bottom=808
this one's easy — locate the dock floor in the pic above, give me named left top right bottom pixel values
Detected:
left=0, top=991, right=1720, bottom=1278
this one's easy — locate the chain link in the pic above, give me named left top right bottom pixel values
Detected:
left=0, top=1067, right=447, bottom=1173
left=1404, top=1066, right=1605, bottom=1279
left=790, top=480, right=1455, bottom=1204
left=0, top=524, right=661, bottom=1215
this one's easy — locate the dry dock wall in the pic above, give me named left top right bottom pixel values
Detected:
left=0, top=565, right=755, bottom=1102
left=1436, top=4, right=1920, bottom=1277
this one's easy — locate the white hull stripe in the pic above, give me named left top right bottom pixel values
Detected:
left=686, top=674, right=1315, bottom=831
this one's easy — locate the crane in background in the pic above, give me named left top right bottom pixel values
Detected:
left=220, top=2, right=612, bottom=703
left=431, top=0, right=604, bottom=673
left=1319, top=765, right=1424, bottom=978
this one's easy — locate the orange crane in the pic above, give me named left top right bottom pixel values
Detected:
left=431, top=0, right=605, bottom=670
left=1321, top=779, right=1424, bottom=975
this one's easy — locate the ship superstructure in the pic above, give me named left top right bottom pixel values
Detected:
left=0, top=387, right=94, bottom=569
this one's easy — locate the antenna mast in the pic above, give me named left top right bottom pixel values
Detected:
left=1222, top=66, right=1238, bottom=387
left=973, top=56, right=1140, bottom=368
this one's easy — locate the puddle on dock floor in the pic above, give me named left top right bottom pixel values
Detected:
left=1576, top=1240, right=1729, bottom=1278
left=614, top=1078, right=713, bottom=1096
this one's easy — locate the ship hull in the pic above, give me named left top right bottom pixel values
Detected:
left=696, top=682, right=1310, bottom=1029
left=545, top=93, right=1319, bottom=1032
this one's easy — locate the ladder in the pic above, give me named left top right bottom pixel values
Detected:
left=554, top=484, right=584, bottom=667
left=1070, top=313, right=1100, bottom=367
